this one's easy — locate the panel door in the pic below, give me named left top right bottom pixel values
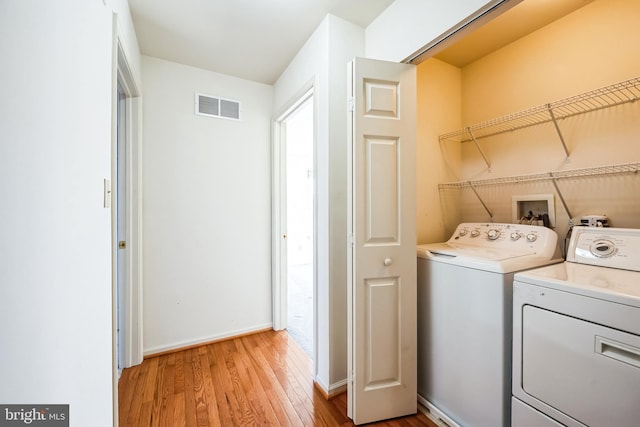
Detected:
left=347, top=57, right=417, bottom=425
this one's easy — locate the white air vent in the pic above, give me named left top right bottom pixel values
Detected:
left=195, top=93, right=241, bottom=120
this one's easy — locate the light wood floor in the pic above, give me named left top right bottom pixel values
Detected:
left=118, top=329, right=437, bottom=426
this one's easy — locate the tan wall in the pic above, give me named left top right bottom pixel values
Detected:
left=416, top=59, right=464, bottom=243
left=419, top=0, right=640, bottom=245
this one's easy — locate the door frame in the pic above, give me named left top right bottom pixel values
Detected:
left=112, top=39, right=143, bottom=374
left=272, top=84, right=316, bottom=345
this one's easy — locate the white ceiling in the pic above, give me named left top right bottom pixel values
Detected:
left=128, top=0, right=395, bottom=85
left=434, top=0, right=594, bottom=67
left=128, top=0, right=595, bottom=85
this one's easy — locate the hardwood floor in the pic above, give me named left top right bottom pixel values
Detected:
left=118, top=329, right=437, bottom=426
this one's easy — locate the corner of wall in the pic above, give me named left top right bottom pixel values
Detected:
left=113, top=0, right=143, bottom=91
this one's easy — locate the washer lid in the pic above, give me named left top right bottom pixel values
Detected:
left=422, top=242, right=537, bottom=261
left=417, top=242, right=560, bottom=274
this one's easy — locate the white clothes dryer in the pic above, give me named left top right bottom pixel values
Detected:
left=417, top=223, right=560, bottom=427
left=512, top=227, right=640, bottom=427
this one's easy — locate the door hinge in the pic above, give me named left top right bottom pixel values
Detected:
left=347, top=97, right=354, bottom=112
left=348, top=233, right=355, bottom=247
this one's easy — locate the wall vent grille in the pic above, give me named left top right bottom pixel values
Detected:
left=195, top=93, right=241, bottom=120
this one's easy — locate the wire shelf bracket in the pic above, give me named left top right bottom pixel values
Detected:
left=468, top=181, right=493, bottom=219
left=467, top=127, right=491, bottom=169
left=549, top=174, right=573, bottom=219
left=547, top=104, right=570, bottom=159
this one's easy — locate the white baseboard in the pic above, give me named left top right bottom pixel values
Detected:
left=314, top=377, right=349, bottom=399
left=143, top=323, right=273, bottom=357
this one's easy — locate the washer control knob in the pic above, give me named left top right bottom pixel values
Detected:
left=458, top=228, right=468, bottom=236
left=526, top=233, right=538, bottom=242
left=510, top=232, right=521, bottom=241
left=487, top=229, right=500, bottom=240
left=590, top=240, right=616, bottom=258
left=470, top=230, right=480, bottom=238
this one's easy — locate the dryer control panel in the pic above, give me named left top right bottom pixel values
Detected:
left=568, top=227, right=640, bottom=272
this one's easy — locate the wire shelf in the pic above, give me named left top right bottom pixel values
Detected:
left=438, top=162, right=640, bottom=190
left=439, top=76, right=640, bottom=143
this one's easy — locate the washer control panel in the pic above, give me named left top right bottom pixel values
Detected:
left=568, top=227, right=640, bottom=272
left=449, top=222, right=557, bottom=257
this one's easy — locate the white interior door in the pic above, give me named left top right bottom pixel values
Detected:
left=347, top=57, right=417, bottom=425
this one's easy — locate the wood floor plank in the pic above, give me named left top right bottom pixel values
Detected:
left=126, top=355, right=152, bottom=426
left=158, top=353, right=176, bottom=427
left=160, top=394, right=175, bottom=427
left=212, top=338, right=248, bottom=425
left=251, top=334, right=315, bottom=422
left=205, top=344, right=235, bottom=426
left=189, top=347, right=210, bottom=426
left=221, top=339, right=260, bottom=426
left=232, top=338, right=282, bottom=425
left=182, top=349, right=198, bottom=427
left=118, top=360, right=140, bottom=426
left=150, top=353, right=169, bottom=427
left=197, top=346, right=222, bottom=427
left=138, top=401, right=153, bottom=427
left=174, top=350, right=185, bottom=394
left=173, top=392, right=186, bottom=427
left=119, top=330, right=437, bottom=427
left=245, top=345, right=307, bottom=426
left=142, top=356, right=160, bottom=403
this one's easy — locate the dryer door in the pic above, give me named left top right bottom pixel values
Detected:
left=522, top=305, right=640, bottom=427
left=512, top=398, right=563, bottom=427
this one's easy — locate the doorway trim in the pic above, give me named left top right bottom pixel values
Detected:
left=113, top=39, right=143, bottom=372
left=272, top=83, right=316, bottom=347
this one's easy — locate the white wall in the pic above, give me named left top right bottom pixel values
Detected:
left=326, top=16, right=367, bottom=389
left=141, top=56, right=274, bottom=354
left=273, top=14, right=365, bottom=394
left=113, top=0, right=142, bottom=86
left=0, top=1, right=115, bottom=425
left=365, top=0, right=507, bottom=62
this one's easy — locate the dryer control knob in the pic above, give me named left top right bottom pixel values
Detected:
left=590, top=240, right=616, bottom=257
left=526, top=233, right=538, bottom=242
left=470, top=230, right=480, bottom=238
left=510, top=232, right=521, bottom=241
left=487, top=229, right=500, bottom=240
left=458, top=228, right=468, bottom=236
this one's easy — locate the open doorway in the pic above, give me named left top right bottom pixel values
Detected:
left=273, top=88, right=315, bottom=358
left=284, top=97, right=314, bottom=356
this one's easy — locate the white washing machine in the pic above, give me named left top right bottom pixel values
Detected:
left=512, top=227, right=640, bottom=427
left=417, top=223, right=560, bottom=427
